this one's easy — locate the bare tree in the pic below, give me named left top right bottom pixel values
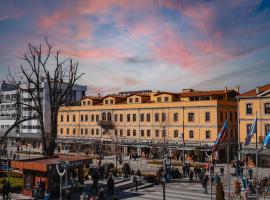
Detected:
left=7, top=38, right=84, bottom=157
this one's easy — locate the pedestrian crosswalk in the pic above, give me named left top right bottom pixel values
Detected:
left=119, top=180, right=213, bottom=200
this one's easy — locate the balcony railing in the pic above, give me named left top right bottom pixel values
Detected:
left=97, top=120, right=115, bottom=130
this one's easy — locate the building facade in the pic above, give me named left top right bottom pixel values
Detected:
left=0, top=80, right=87, bottom=149
left=238, top=83, right=270, bottom=166
left=58, top=88, right=239, bottom=161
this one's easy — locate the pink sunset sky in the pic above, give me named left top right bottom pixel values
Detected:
left=0, top=0, right=270, bottom=95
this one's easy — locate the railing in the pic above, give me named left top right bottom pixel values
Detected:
left=97, top=120, right=115, bottom=130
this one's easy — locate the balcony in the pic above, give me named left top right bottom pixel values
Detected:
left=97, top=120, right=115, bottom=130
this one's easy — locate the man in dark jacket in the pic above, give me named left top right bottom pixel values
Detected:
left=107, top=175, right=115, bottom=195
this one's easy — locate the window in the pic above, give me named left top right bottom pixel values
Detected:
left=81, top=115, right=84, bottom=122
left=67, top=115, right=69, bottom=122
left=162, top=129, right=166, bottom=137
left=220, top=111, right=223, bottom=122
left=120, top=114, right=123, bottom=122
left=140, top=114, right=144, bottom=122
left=206, top=131, right=211, bottom=139
left=91, top=129, right=94, bottom=135
left=205, top=112, right=210, bottom=122
left=265, top=103, right=270, bottom=114
left=162, top=113, right=166, bottom=122
left=188, top=113, right=194, bottom=122
left=81, top=128, right=84, bottom=135
left=102, top=112, right=106, bottom=121
left=85, top=128, right=88, bottom=135
left=96, top=115, right=99, bottom=122
left=127, top=114, right=131, bottom=122
left=110, top=99, right=113, bottom=104
left=133, top=114, right=136, bottom=122
left=157, top=97, right=161, bottom=102
left=247, top=124, right=252, bottom=135
left=129, top=98, right=133, bottom=103
left=135, top=98, right=139, bottom=103
left=147, top=113, right=151, bottom=122
left=72, top=115, right=76, bottom=122
left=72, top=128, right=76, bottom=135
left=120, top=129, right=123, bottom=136
left=61, top=115, right=63, bottom=122
left=60, top=128, right=63, bottom=134
left=164, top=96, right=169, bottom=102
left=141, top=130, right=145, bottom=137
left=265, top=124, right=270, bottom=135
left=87, top=101, right=91, bottom=105
left=96, top=129, right=99, bottom=135
left=174, top=130, right=178, bottom=138
left=115, top=129, right=118, bottom=136
left=155, top=130, right=159, bottom=137
left=85, top=115, right=88, bottom=122
left=83, top=101, right=86, bottom=105
left=189, top=130, right=194, bottom=139
left=246, top=103, right=253, bottom=115
left=105, top=100, right=108, bottom=104
left=66, top=128, right=69, bottom=135
left=174, top=113, right=178, bottom=122
left=155, top=113, right=159, bottom=122
left=230, top=112, right=233, bottom=122
left=107, top=112, right=112, bottom=121
left=127, top=129, right=130, bottom=136
left=133, top=130, right=136, bottom=136
left=91, top=114, right=94, bottom=122
left=147, top=130, right=151, bottom=137
left=114, top=114, right=118, bottom=122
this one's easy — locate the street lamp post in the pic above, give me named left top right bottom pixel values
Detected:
left=162, top=177, right=166, bottom=200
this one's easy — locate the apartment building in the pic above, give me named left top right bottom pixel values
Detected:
left=58, top=87, right=239, bottom=161
left=0, top=80, right=87, bottom=149
left=238, top=83, right=270, bottom=165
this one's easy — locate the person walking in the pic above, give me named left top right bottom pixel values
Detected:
left=189, top=170, right=194, bottom=182
left=107, top=175, right=115, bottom=195
left=220, top=167, right=224, bottom=176
left=202, top=174, right=209, bottom=194
left=131, top=174, right=138, bottom=191
left=216, top=181, right=225, bottom=200
left=248, top=168, right=253, bottom=179
left=2, top=179, right=7, bottom=200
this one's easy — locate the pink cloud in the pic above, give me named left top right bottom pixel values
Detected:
left=87, top=85, right=120, bottom=96
left=0, top=11, right=24, bottom=21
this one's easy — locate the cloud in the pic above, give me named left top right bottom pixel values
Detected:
left=87, top=85, right=120, bottom=96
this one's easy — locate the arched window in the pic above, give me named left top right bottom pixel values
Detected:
left=102, top=112, right=106, bottom=121
left=107, top=112, right=112, bottom=121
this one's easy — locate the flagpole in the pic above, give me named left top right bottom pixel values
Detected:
left=226, top=111, right=230, bottom=199
left=256, top=111, right=258, bottom=200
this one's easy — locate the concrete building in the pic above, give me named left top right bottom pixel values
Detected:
left=58, top=87, right=239, bottom=162
left=0, top=80, right=87, bottom=150
left=237, top=83, right=270, bottom=166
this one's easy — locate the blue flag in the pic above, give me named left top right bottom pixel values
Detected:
left=244, top=117, right=257, bottom=146
left=212, top=120, right=228, bottom=151
left=263, top=133, right=270, bottom=147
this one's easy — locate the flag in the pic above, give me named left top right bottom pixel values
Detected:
left=244, top=117, right=257, bottom=146
left=263, top=133, right=270, bottom=147
left=212, top=120, right=228, bottom=151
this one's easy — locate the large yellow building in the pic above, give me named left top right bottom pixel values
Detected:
left=238, top=84, right=270, bottom=165
left=57, top=87, right=239, bottom=161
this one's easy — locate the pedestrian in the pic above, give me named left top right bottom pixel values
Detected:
left=189, top=170, right=194, bottom=182
left=210, top=165, right=214, bottom=175
left=2, top=179, right=7, bottom=200
left=216, top=181, right=225, bottom=200
left=248, top=168, right=253, bottom=179
left=107, top=175, right=115, bottom=195
left=131, top=174, right=138, bottom=191
left=220, top=167, right=224, bottom=176
left=202, top=174, right=209, bottom=194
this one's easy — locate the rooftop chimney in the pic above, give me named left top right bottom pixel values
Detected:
left=256, top=87, right=260, bottom=94
left=224, top=87, right=228, bottom=93
left=236, top=85, right=240, bottom=93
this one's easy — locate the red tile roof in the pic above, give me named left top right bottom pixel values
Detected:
left=180, top=90, right=237, bottom=98
left=238, top=83, right=270, bottom=97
